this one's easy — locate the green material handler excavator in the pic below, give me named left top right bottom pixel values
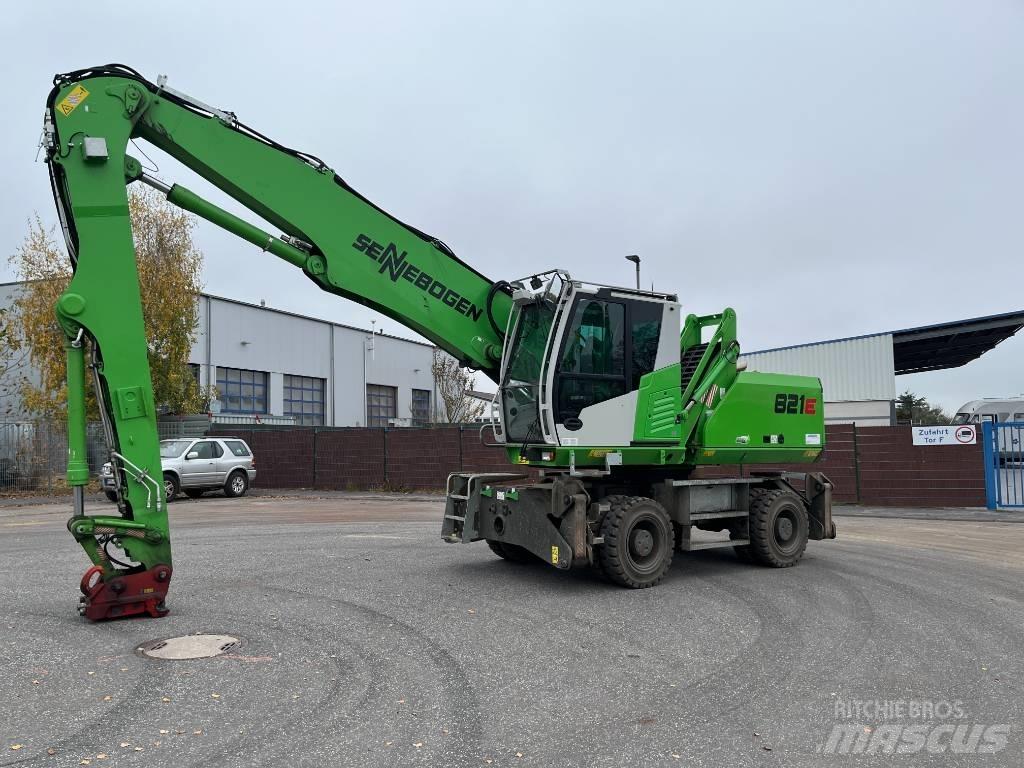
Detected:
left=42, top=64, right=835, bottom=621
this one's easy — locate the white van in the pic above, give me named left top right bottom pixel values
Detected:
left=953, top=399, right=1024, bottom=460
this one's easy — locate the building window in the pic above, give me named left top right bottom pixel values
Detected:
left=366, top=384, right=397, bottom=427
left=411, top=389, right=431, bottom=426
left=284, top=374, right=325, bottom=426
left=216, top=367, right=268, bottom=414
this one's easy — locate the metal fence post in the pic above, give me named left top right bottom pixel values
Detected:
left=852, top=426, right=861, bottom=503
left=982, top=422, right=997, bottom=510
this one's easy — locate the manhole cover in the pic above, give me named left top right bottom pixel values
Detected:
left=137, top=634, right=240, bottom=660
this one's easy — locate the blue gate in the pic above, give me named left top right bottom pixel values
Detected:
left=984, top=422, right=1024, bottom=509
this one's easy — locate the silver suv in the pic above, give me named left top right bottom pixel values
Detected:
left=101, top=437, right=256, bottom=502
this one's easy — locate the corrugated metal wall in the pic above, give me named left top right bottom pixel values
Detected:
left=739, top=333, right=896, bottom=402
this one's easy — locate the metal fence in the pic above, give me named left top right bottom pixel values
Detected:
left=0, top=418, right=211, bottom=493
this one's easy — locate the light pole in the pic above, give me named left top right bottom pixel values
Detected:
left=625, top=254, right=641, bottom=290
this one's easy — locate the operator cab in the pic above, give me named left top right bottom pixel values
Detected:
left=496, top=271, right=679, bottom=448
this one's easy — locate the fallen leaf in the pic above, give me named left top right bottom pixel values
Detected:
left=87, top=671, right=95, bottom=676
left=96, top=754, right=108, bottom=760
left=159, top=730, right=169, bottom=735
left=193, top=730, right=203, bottom=736
left=485, top=760, right=493, bottom=765
left=753, top=732, right=760, bottom=737
left=516, top=751, right=524, bottom=758
left=467, top=609, right=476, bottom=615
left=153, top=741, right=161, bottom=747
left=102, top=696, right=112, bottom=702
left=161, top=697, right=171, bottom=703
left=671, top=755, right=681, bottom=760
left=175, top=730, right=184, bottom=735
left=134, top=746, right=144, bottom=752
left=762, top=745, right=772, bottom=751
left=47, top=748, right=56, bottom=755
left=384, top=741, right=393, bottom=747
left=414, top=742, right=423, bottom=748
left=32, top=680, right=40, bottom=685
left=10, top=745, right=24, bottom=751
left=119, top=743, right=130, bottom=748
left=397, top=699, right=406, bottom=704
left=211, top=693, right=221, bottom=699
left=440, top=728, right=449, bottom=735
left=120, top=668, right=128, bottom=672
left=80, top=761, right=90, bottom=766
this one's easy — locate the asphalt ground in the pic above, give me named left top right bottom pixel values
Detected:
left=1, top=494, right=1022, bottom=767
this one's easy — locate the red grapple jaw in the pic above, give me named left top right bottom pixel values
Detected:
left=78, top=564, right=172, bottom=621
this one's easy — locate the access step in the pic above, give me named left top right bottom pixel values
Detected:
left=689, top=510, right=748, bottom=521
left=679, top=538, right=748, bottom=551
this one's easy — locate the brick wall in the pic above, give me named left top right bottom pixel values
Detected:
left=693, top=424, right=985, bottom=506
left=209, top=424, right=986, bottom=506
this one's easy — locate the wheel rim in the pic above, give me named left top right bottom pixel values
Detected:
left=773, top=505, right=801, bottom=554
left=624, top=513, right=667, bottom=575
left=231, top=475, right=245, bottom=494
left=164, top=479, right=175, bottom=498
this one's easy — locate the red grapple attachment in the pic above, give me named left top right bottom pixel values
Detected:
left=78, top=564, right=172, bottom=621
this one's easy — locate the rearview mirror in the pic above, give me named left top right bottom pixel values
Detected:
left=186, top=451, right=199, bottom=460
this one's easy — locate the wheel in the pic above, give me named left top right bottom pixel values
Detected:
left=184, top=489, right=205, bottom=499
left=224, top=470, right=249, bottom=498
left=104, top=490, right=118, bottom=503
left=598, top=495, right=674, bottom=588
left=486, top=539, right=536, bottom=563
left=163, top=472, right=179, bottom=502
left=747, top=488, right=809, bottom=568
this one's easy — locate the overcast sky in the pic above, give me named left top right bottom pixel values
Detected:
left=2, top=1, right=1021, bottom=412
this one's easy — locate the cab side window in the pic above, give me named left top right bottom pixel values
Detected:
left=192, top=441, right=222, bottom=459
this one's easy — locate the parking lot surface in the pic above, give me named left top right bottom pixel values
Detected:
left=1, top=494, right=1022, bottom=767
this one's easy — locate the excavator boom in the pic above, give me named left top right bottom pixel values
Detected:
left=44, top=64, right=510, bottom=619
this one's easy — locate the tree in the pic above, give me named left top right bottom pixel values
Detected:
left=895, top=391, right=950, bottom=426
left=0, top=306, right=25, bottom=417
left=430, top=348, right=487, bottom=423
left=8, top=188, right=209, bottom=420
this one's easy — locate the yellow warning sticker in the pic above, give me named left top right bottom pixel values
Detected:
left=56, top=85, right=89, bottom=116
left=550, top=546, right=559, bottom=565
left=588, top=449, right=608, bottom=458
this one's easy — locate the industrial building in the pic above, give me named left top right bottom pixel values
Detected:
left=0, top=283, right=437, bottom=427
left=740, top=310, right=1024, bottom=426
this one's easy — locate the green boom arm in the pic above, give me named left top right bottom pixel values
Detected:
left=43, top=64, right=512, bottom=619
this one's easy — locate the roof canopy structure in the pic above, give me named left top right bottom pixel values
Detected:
left=892, top=310, right=1024, bottom=375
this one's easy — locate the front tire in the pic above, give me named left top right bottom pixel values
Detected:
left=486, top=540, right=536, bottom=563
left=748, top=488, right=809, bottom=567
left=224, top=470, right=249, bottom=498
left=598, top=496, right=673, bottom=588
left=163, top=473, right=179, bottom=502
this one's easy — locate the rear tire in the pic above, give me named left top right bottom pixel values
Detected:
left=224, top=470, right=249, bottom=498
left=748, top=488, right=809, bottom=567
left=598, top=495, right=673, bottom=588
left=163, top=473, right=179, bottom=502
left=486, top=539, right=536, bottom=563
